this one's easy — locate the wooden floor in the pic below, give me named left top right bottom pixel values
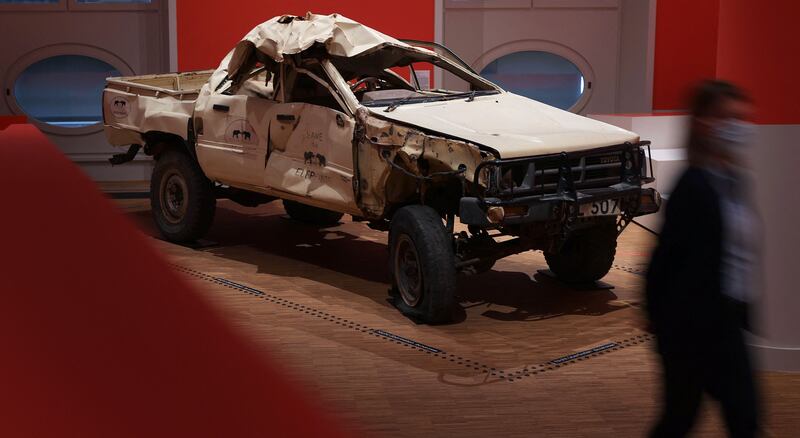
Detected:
left=119, top=199, right=800, bottom=437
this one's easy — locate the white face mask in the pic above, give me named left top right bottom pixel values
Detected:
left=710, top=118, right=756, bottom=150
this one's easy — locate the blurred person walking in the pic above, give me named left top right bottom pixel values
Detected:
left=646, top=80, right=760, bottom=438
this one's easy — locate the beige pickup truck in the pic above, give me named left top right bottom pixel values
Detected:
left=103, top=13, right=660, bottom=323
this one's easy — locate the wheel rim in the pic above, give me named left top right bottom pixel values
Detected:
left=159, top=169, right=188, bottom=224
left=394, top=234, right=423, bottom=307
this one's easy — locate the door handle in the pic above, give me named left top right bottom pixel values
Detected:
left=277, top=114, right=295, bottom=122
left=213, top=104, right=230, bottom=112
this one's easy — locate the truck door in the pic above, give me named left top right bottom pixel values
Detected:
left=265, top=63, right=358, bottom=212
left=194, top=72, right=276, bottom=189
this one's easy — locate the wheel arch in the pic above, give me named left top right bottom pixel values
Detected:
left=143, top=122, right=196, bottom=161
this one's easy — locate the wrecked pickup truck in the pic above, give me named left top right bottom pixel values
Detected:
left=103, top=12, right=660, bottom=323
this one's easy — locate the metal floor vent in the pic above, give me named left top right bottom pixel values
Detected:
left=170, top=263, right=653, bottom=383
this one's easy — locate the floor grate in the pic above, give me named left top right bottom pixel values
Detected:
left=170, top=262, right=654, bottom=383
left=612, top=263, right=647, bottom=276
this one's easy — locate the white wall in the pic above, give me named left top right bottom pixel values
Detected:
left=748, top=124, right=800, bottom=371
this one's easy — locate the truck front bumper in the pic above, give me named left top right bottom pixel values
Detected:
left=459, top=184, right=661, bottom=227
left=460, top=141, right=661, bottom=228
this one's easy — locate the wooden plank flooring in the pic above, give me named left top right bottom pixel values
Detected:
left=119, top=199, right=800, bottom=437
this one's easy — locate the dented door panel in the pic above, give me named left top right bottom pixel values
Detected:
left=195, top=86, right=275, bottom=187
left=265, top=103, right=358, bottom=211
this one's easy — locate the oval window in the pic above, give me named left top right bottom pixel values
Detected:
left=480, top=51, right=585, bottom=111
left=13, top=55, right=121, bottom=128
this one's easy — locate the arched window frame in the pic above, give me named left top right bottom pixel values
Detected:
left=4, top=44, right=134, bottom=136
left=473, top=40, right=595, bottom=113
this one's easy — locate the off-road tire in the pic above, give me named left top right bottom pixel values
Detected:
left=544, top=221, right=617, bottom=283
left=282, top=200, right=344, bottom=226
left=389, top=205, right=456, bottom=324
left=150, top=149, right=216, bottom=242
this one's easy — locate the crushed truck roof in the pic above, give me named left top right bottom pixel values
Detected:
left=238, top=12, right=418, bottom=62
left=220, top=12, right=475, bottom=93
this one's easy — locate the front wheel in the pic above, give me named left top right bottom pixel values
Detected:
left=388, top=205, right=456, bottom=324
left=150, top=149, right=216, bottom=242
left=544, top=220, right=617, bottom=283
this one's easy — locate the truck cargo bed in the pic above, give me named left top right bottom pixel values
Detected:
left=103, top=70, right=212, bottom=147
left=106, top=70, right=213, bottom=97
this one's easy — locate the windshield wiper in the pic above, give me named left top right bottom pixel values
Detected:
left=382, top=90, right=493, bottom=110
left=384, top=95, right=416, bottom=112
left=436, top=90, right=494, bottom=103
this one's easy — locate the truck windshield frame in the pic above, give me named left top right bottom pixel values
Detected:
left=327, top=45, right=503, bottom=111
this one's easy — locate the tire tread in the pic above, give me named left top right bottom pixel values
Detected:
left=150, top=149, right=216, bottom=242
left=389, top=205, right=456, bottom=324
left=544, top=221, right=617, bottom=283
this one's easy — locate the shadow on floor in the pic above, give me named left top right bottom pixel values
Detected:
left=128, top=202, right=623, bottom=324
left=456, top=270, right=620, bottom=322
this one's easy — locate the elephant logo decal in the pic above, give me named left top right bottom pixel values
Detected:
left=225, top=119, right=257, bottom=145
left=303, top=151, right=327, bottom=167
left=232, top=129, right=252, bottom=141
left=110, top=96, right=129, bottom=118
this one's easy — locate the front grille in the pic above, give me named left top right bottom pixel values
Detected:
left=479, top=142, right=648, bottom=199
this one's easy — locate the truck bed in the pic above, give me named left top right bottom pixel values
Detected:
left=103, top=70, right=213, bottom=147
left=106, top=70, right=213, bottom=96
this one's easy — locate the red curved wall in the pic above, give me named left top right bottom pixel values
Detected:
left=176, top=1, right=434, bottom=72
left=652, top=0, right=720, bottom=111
left=715, top=0, right=800, bottom=124
left=653, top=0, right=799, bottom=123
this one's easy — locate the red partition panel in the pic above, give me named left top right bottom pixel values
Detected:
left=716, top=0, right=800, bottom=124
left=0, top=124, right=351, bottom=438
left=0, top=115, right=27, bottom=130
left=652, top=0, right=721, bottom=111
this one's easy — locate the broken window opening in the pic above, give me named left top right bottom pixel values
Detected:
left=282, top=60, right=349, bottom=114
left=334, top=50, right=500, bottom=108
left=221, top=65, right=275, bottom=99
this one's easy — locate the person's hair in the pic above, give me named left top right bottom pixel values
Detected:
left=686, top=80, right=750, bottom=165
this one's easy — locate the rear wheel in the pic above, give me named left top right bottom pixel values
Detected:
left=389, top=205, right=456, bottom=324
left=282, top=200, right=343, bottom=226
left=544, top=220, right=617, bottom=283
left=150, top=149, right=216, bottom=242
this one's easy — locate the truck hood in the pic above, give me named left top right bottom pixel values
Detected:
left=369, top=92, right=639, bottom=159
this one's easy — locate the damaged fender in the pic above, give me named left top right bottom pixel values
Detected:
left=354, top=108, right=492, bottom=218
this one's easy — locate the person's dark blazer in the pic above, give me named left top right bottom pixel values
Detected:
left=646, top=166, right=746, bottom=355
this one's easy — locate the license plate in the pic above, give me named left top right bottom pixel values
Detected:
left=579, top=198, right=621, bottom=217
